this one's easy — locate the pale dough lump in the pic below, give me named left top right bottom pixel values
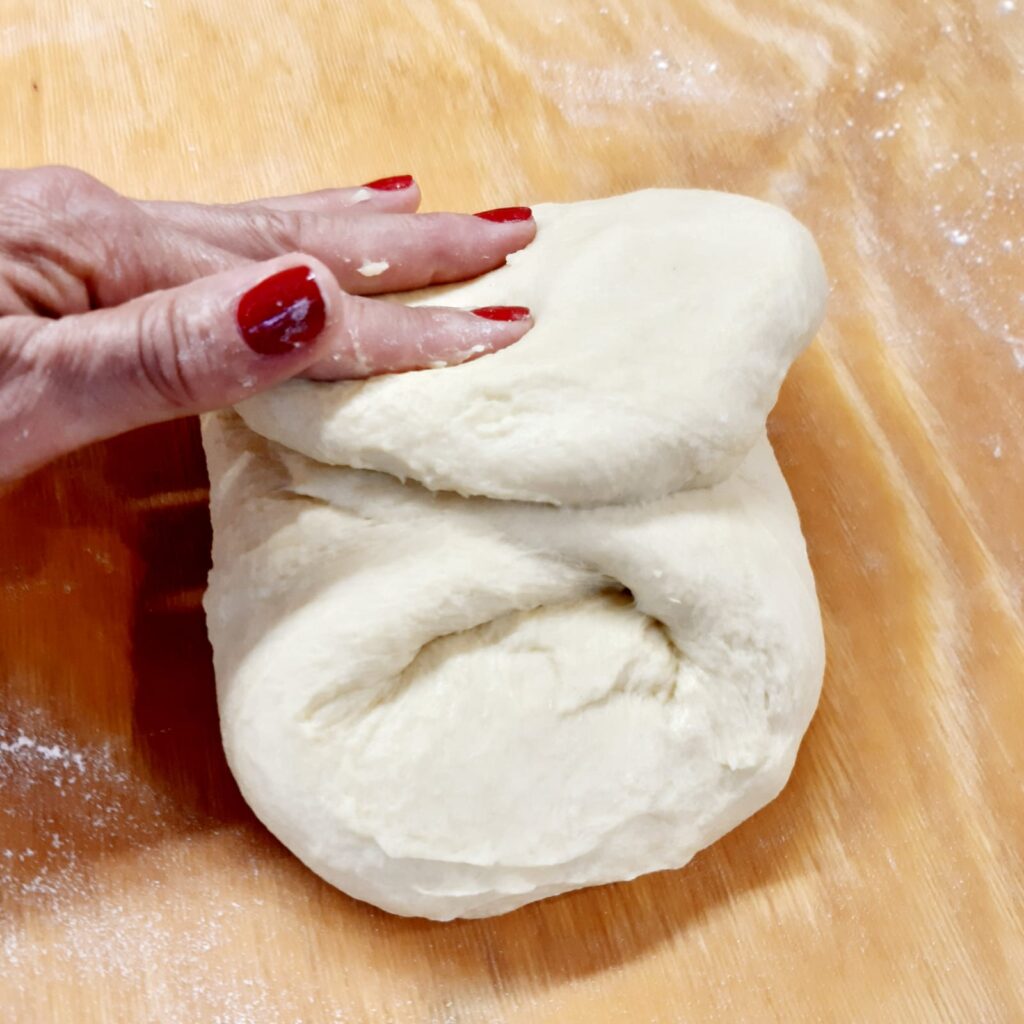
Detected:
left=203, top=189, right=828, bottom=920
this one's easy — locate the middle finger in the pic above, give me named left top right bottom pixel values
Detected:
left=177, top=206, right=538, bottom=295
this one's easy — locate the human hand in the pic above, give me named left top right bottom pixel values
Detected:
left=0, top=167, right=535, bottom=481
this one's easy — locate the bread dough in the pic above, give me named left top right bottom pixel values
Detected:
left=237, top=189, right=827, bottom=506
left=204, top=189, right=827, bottom=920
left=203, top=418, right=824, bottom=920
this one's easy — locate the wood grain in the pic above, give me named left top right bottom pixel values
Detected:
left=2, top=1, right=1023, bottom=1020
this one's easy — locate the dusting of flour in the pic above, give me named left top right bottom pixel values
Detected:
left=0, top=706, right=287, bottom=1024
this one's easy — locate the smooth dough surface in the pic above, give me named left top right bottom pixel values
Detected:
left=237, top=189, right=827, bottom=506
left=205, top=189, right=828, bottom=920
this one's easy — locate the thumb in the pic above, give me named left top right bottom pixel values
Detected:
left=18, top=255, right=339, bottom=472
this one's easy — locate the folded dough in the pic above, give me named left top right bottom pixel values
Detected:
left=236, top=189, right=827, bottom=506
left=204, top=189, right=827, bottom=920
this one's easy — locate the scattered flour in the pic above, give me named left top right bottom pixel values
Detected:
left=532, top=54, right=736, bottom=126
left=357, top=259, right=390, bottom=277
left=0, top=706, right=281, bottom=1023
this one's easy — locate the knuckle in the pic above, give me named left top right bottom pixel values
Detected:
left=2, top=165, right=111, bottom=213
left=246, top=207, right=314, bottom=253
left=418, top=214, right=465, bottom=282
left=0, top=167, right=136, bottom=314
left=33, top=165, right=100, bottom=197
left=134, top=296, right=203, bottom=410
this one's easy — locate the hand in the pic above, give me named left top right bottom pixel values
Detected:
left=0, top=167, right=536, bottom=481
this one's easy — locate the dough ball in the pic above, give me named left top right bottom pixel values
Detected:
left=204, top=189, right=827, bottom=920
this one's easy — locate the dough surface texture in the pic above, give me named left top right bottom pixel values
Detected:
left=237, top=189, right=827, bottom=506
left=204, top=189, right=828, bottom=920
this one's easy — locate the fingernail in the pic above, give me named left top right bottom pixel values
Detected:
left=474, top=206, right=533, bottom=223
left=472, top=305, right=531, bottom=322
left=237, top=265, right=326, bottom=355
left=363, top=174, right=414, bottom=191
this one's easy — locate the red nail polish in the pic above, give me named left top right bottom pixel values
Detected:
left=472, top=305, right=531, bottom=322
left=363, top=174, right=414, bottom=191
left=474, top=206, right=533, bottom=223
left=237, top=265, right=326, bottom=355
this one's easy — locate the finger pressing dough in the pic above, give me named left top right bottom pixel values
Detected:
left=204, top=189, right=828, bottom=920
left=236, top=189, right=827, bottom=506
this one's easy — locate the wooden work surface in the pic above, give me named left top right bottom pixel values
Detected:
left=2, top=1, right=1023, bottom=1020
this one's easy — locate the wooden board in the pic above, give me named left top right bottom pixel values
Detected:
left=2, top=1, right=1023, bottom=1020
